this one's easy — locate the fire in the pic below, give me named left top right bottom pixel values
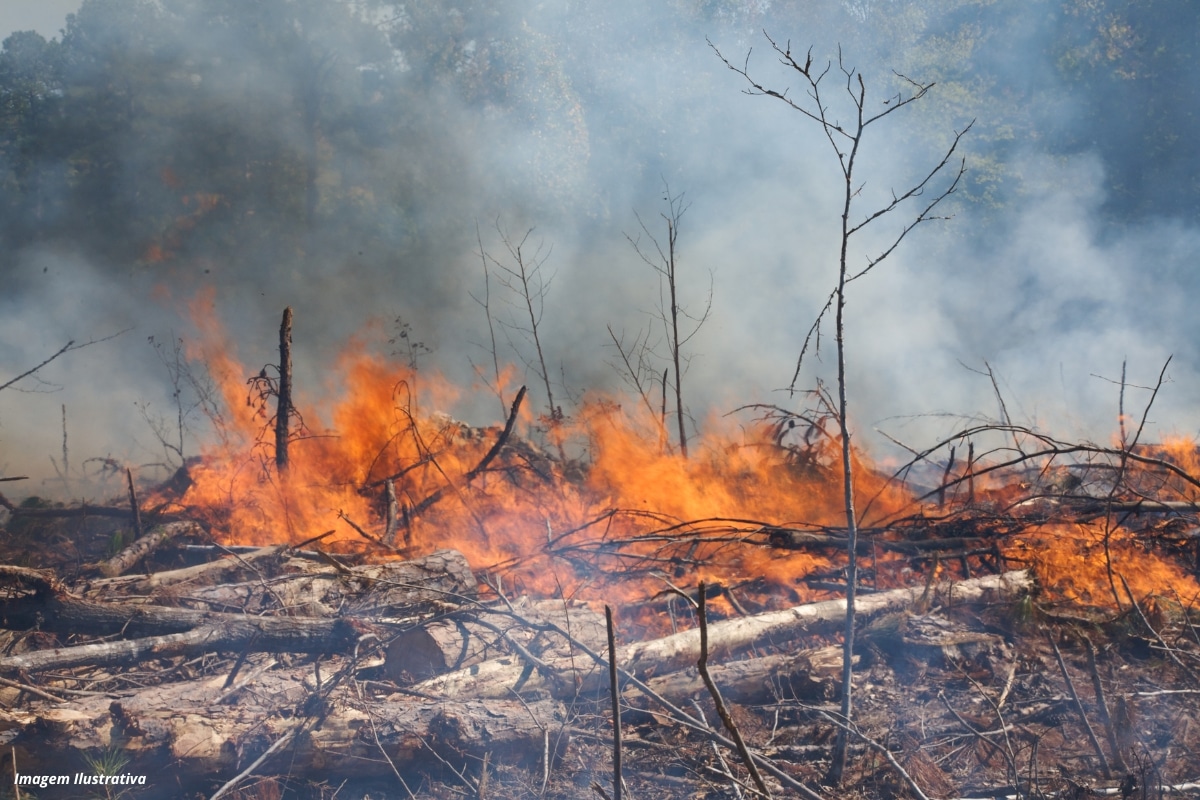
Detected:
left=1008, top=523, right=1196, bottom=607
left=163, top=300, right=1200, bottom=616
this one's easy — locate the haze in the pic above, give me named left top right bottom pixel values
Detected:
left=1, top=0, right=1197, bottom=496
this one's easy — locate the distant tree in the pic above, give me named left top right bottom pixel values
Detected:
left=0, top=31, right=66, bottom=238
left=1053, top=0, right=1200, bottom=219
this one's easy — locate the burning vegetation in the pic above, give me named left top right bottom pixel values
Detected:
left=1, top=301, right=1199, bottom=800
left=2, top=6, right=1200, bottom=798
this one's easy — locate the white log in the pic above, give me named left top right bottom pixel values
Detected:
left=412, top=570, right=1034, bottom=700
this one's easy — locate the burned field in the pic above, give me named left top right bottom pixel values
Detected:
left=1, top=332, right=1199, bottom=800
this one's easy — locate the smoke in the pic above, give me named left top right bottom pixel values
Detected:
left=2, top=0, right=1199, bottom=497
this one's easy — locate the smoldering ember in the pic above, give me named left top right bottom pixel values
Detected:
left=3, top=1, right=1200, bottom=799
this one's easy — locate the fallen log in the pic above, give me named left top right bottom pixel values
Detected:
left=0, top=551, right=477, bottom=672
left=410, top=570, right=1034, bottom=701
left=93, top=520, right=203, bottom=577
left=639, top=644, right=850, bottom=705
left=620, top=568, right=1033, bottom=676
left=82, top=543, right=289, bottom=599
left=175, top=548, right=477, bottom=616
left=0, top=619, right=362, bottom=673
left=10, top=665, right=560, bottom=782
left=404, top=637, right=854, bottom=708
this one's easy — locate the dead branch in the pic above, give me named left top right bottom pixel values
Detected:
left=697, top=581, right=770, bottom=798
left=410, top=571, right=1033, bottom=700
left=606, top=605, right=624, bottom=800
left=93, top=520, right=202, bottom=578
left=1085, top=637, right=1128, bottom=773
left=0, top=550, right=476, bottom=672
left=125, top=467, right=143, bottom=539
left=1048, top=632, right=1112, bottom=778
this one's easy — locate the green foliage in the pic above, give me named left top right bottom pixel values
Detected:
left=83, top=745, right=135, bottom=799
left=106, top=529, right=129, bottom=556
left=0, top=0, right=1195, bottom=266
left=1052, top=0, right=1200, bottom=217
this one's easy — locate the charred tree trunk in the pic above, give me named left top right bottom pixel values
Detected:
left=276, top=306, right=293, bottom=472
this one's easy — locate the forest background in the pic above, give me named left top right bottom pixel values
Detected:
left=0, top=0, right=1197, bottom=492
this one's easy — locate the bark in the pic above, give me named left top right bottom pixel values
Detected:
left=178, top=549, right=476, bottom=617
left=410, top=641, right=850, bottom=707
left=768, top=528, right=988, bottom=555
left=0, top=619, right=363, bottom=673
left=639, top=644, right=848, bottom=705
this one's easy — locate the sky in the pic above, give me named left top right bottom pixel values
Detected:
left=2, top=1, right=1199, bottom=498
left=0, top=0, right=79, bottom=41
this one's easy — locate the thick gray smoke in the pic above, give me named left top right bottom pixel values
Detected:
left=2, top=0, right=1198, bottom=497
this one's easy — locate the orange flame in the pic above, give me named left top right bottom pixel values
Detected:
left=166, top=300, right=1200, bottom=613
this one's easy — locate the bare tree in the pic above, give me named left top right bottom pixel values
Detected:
left=483, top=222, right=565, bottom=457
left=606, top=324, right=671, bottom=452
left=623, top=185, right=712, bottom=459
left=469, top=220, right=508, bottom=418
left=712, top=35, right=971, bottom=784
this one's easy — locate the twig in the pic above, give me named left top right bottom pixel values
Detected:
left=1084, top=637, right=1128, bottom=772
left=0, top=675, right=68, bottom=705
left=1048, top=632, right=1111, bottom=778
left=967, top=441, right=976, bottom=504
left=466, top=386, right=527, bottom=484
left=940, top=687, right=1020, bottom=793
left=698, top=582, right=770, bottom=798
left=0, top=341, right=74, bottom=393
left=691, top=700, right=745, bottom=800
left=1119, top=574, right=1200, bottom=684
left=939, top=446, right=956, bottom=508
left=384, top=479, right=400, bottom=545
left=336, top=510, right=403, bottom=553
left=474, top=219, right=507, bottom=416
left=606, top=605, right=623, bottom=800
left=208, top=726, right=298, bottom=800
left=810, top=707, right=932, bottom=800
left=366, top=708, right=418, bottom=799
left=478, top=750, right=490, bottom=800
left=508, top=609, right=823, bottom=800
